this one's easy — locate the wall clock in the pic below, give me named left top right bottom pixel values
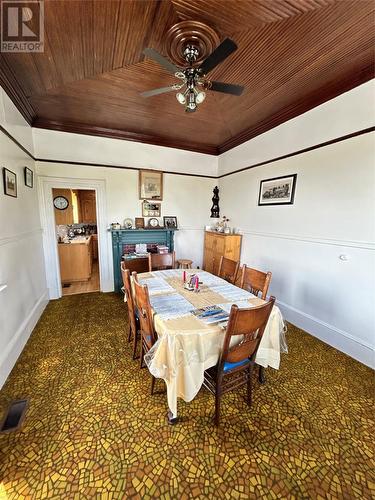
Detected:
left=54, top=196, right=69, bottom=210
left=148, top=218, right=160, bottom=228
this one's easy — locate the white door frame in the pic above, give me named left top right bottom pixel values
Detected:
left=38, top=175, right=114, bottom=299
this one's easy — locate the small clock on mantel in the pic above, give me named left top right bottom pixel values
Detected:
left=148, top=217, right=160, bottom=229
left=54, top=196, right=69, bottom=210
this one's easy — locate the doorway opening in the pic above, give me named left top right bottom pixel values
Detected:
left=53, top=188, right=100, bottom=296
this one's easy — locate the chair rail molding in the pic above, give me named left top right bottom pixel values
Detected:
left=237, top=229, right=375, bottom=251
left=0, top=228, right=43, bottom=246
left=37, top=175, right=114, bottom=299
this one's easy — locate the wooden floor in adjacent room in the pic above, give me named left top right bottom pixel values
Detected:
left=62, top=260, right=100, bottom=296
left=0, top=293, right=373, bottom=499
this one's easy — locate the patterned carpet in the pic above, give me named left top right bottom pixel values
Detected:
left=0, top=293, right=374, bottom=499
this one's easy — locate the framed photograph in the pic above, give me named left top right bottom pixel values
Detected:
left=3, top=168, right=17, bottom=197
left=142, top=200, right=161, bottom=217
left=135, top=217, right=145, bottom=229
left=163, top=216, right=178, bottom=229
left=24, top=167, right=33, bottom=188
left=139, top=169, right=163, bottom=200
left=258, top=174, right=297, bottom=206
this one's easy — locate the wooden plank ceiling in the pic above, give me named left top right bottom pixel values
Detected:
left=1, top=0, right=374, bottom=155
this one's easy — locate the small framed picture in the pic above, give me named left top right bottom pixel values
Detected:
left=142, top=200, right=161, bottom=217
left=139, top=169, right=163, bottom=200
left=258, top=174, right=297, bottom=206
left=24, top=167, right=33, bottom=188
left=135, top=217, right=145, bottom=229
left=3, top=168, right=17, bottom=197
left=163, top=216, right=178, bottom=229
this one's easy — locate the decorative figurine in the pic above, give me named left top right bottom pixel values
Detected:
left=210, top=186, right=220, bottom=218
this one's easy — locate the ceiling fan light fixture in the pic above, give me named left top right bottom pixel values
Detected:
left=195, top=91, right=206, bottom=104
left=176, top=92, right=186, bottom=104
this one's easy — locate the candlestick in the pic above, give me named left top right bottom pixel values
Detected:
left=183, top=270, right=186, bottom=283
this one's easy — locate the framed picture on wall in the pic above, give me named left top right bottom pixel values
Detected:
left=24, top=167, right=33, bottom=188
left=142, top=200, right=161, bottom=217
left=139, top=169, right=163, bottom=200
left=3, top=168, right=17, bottom=197
left=163, top=216, right=178, bottom=229
left=135, top=217, right=145, bottom=229
left=258, top=174, right=297, bottom=206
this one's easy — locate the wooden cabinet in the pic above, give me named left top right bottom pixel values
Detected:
left=203, top=231, right=242, bottom=275
left=58, top=237, right=93, bottom=283
left=92, top=234, right=98, bottom=260
left=79, top=190, right=97, bottom=223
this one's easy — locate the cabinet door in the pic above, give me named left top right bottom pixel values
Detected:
left=80, top=191, right=97, bottom=223
left=204, top=249, right=214, bottom=273
left=214, top=235, right=225, bottom=256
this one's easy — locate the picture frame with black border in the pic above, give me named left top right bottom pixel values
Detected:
left=3, top=167, right=17, bottom=198
left=142, top=200, right=161, bottom=217
left=258, top=174, right=297, bottom=206
left=24, top=167, right=33, bottom=188
left=163, top=216, right=178, bottom=229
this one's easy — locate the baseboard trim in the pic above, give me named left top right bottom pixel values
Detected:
left=277, top=299, right=374, bottom=369
left=0, top=290, right=48, bottom=389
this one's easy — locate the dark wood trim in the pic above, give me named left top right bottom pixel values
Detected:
left=0, top=56, right=36, bottom=125
left=0, top=125, right=35, bottom=160
left=2, top=121, right=373, bottom=181
left=32, top=118, right=219, bottom=156
left=218, top=127, right=375, bottom=179
left=35, top=157, right=217, bottom=179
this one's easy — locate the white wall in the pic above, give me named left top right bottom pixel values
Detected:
left=218, top=82, right=375, bottom=368
left=33, top=128, right=217, bottom=177
left=219, top=80, right=375, bottom=177
left=36, top=161, right=215, bottom=278
left=0, top=89, right=47, bottom=388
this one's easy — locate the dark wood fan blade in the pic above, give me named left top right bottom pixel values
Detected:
left=143, top=48, right=181, bottom=75
left=198, top=38, right=237, bottom=75
left=209, top=81, right=244, bottom=96
left=140, top=85, right=181, bottom=98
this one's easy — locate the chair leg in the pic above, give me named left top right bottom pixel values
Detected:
left=139, top=343, right=144, bottom=369
left=132, top=331, right=139, bottom=360
left=127, top=323, right=132, bottom=343
left=215, top=390, right=221, bottom=426
left=150, top=375, right=156, bottom=395
left=259, top=366, right=266, bottom=384
left=247, top=366, right=253, bottom=407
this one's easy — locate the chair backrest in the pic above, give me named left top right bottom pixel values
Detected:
left=148, top=251, right=175, bottom=272
left=217, top=256, right=240, bottom=284
left=240, top=265, right=272, bottom=300
left=219, top=297, right=275, bottom=369
left=132, top=271, right=156, bottom=348
left=120, top=263, right=137, bottom=336
left=123, top=256, right=149, bottom=274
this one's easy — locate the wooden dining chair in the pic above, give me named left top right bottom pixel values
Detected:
left=132, top=272, right=158, bottom=395
left=217, top=256, right=240, bottom=284
left=240, top=265, right=272, bottom=300
left=120, top=263, right=140, bottom=359
left=203, top=297, right=275, bottom=426
left=148, top=251, right=175, bottom=272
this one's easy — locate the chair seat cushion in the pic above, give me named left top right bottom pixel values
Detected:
left=223, top=359, right=249, bottom=372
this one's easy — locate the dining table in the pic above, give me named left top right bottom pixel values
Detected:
left=136, top=268, right=287, bottom=422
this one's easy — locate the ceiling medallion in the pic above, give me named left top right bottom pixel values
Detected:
left=141, top=21, right=244, bottom=113
left=164, top=20, right=220, bottom=67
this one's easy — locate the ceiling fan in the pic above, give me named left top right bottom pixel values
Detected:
left=140, top=38, right=244, bottom=113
